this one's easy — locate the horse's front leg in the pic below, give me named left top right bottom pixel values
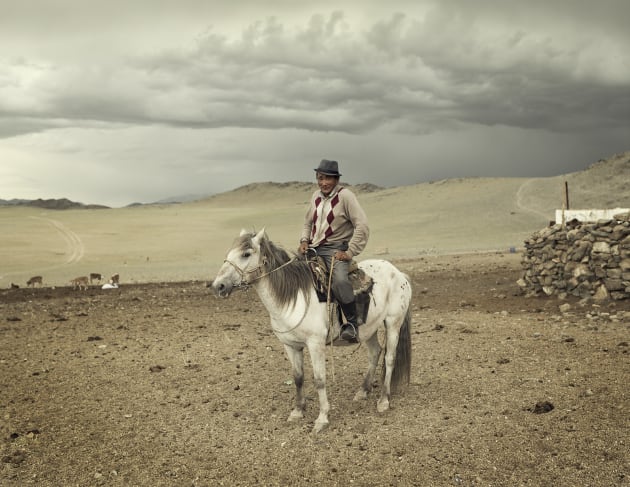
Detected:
left=307, top=340, right=330, bottom=433
left=283, top=345, right=306, bottom=422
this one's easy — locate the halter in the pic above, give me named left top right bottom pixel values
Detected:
left=224, top=255, right=298, bottom=287
left=224, top=254, right=310, bottom=335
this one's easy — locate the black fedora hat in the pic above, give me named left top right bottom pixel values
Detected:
left=314, top=159, right=341, bottom=176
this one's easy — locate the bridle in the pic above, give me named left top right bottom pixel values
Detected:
left=223, top=253, right=307, bottom=335
left=222, top=258, right=264, bottom=287
left=222, top=249, right=324, bottom=337
left=223, top=254, right=298, bottom=288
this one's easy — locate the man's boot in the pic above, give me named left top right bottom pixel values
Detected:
left=339, top=301, right=360, bottom=342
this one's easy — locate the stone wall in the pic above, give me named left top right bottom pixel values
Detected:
left=518, top=212, right=630, bottom=300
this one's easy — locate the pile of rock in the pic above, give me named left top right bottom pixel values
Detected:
left=518, top=212, right=630, bottom=300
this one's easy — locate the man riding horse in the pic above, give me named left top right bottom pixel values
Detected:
left=298, top=159, right=370, bottom=342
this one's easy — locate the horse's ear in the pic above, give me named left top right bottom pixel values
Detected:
left=252, top=228, right=266, bottom=245
left=239, top=229, right=249, bottom=237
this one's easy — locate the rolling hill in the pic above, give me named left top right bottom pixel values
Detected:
left=1, top=151, right=628, bottom=286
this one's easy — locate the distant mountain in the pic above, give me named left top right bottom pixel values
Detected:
left=191, top=152, right=629, bottom=226
left=3, top=151, right=626, bottom=212
left=124, top=193, right=214, bottom=207
left=0, top=198, right=109, bottom=210
left=513, top=151, right=630, bottom=216
left=0, top=198, right=31, bottom=205
left=151, top=193, right=212, bottom=204
left=225, top=181, right=383, bottom=193
left=150, top=181, right=382, bottom=207
left=195, top=181, right=384, bottom=205
left=155, top=153, right=628, bottom=209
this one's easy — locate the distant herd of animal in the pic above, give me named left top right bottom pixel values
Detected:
left=11, top=273, right=120, bottom=290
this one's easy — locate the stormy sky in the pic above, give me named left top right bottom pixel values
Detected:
left=1, top=0, right=628, bottom=207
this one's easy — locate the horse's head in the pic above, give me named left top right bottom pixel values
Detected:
left=212, top=228, right=267, bottom=298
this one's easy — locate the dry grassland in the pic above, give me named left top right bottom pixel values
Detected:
left=0, top=175, right=563, bottom=288
left=3, top=150, right=629, bottom=288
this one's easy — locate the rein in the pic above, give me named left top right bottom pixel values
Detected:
left=326, top=256, right=337, bottom=380
left=236, top=254, right=307, bottom=335
left=224, top=254, right=310, bottom=334
left=224, top=255, right=298, bottom=287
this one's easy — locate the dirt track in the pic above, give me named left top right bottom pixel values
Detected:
left=1, top=253, right=628, bottom=486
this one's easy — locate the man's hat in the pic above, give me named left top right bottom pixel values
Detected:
left=314, top=159, right=341, bottom=176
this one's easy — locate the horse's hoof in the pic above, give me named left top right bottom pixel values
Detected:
left=377, top=398, right=390, bottom=413
left=312, top=421, right=329, bottom=434
left=287, top=410, right=304, bottom=422
left=353, top=390, right=368, bottom=401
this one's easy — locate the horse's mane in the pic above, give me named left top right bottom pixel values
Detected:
left=240, top=233, right=313, bottom=308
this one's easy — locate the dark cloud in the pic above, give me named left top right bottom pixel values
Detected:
left=0, top=1, right=628, bottom=206
left=2, top=7, right=629, bottom=136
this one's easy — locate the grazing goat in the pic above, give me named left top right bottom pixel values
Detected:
left=89, top=273, right=103, bottom=284
left=71, top=276, right=89, bottom=290
left=10, top=283, right=20, bottom=289
left=27, top=276, right=43, bottom=287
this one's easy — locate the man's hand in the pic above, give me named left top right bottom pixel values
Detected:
left=334, top=250, right=351, bottom=262
left=298, top=241, right=309, bottom=254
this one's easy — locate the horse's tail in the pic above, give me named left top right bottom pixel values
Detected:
left=386, top=305, right=412, bottom=393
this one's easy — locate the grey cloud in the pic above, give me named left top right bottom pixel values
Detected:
left=2, top=1, right=627, bottom=208
left=145, top=10, right=630, bottom=135
left=363, top=7, right=630, bottom=131
left=0, top=118, right=50, bottom=138
left=1, top=7, right=629, bottom=140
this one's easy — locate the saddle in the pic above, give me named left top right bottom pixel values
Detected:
left=306, top=255, right=374, bottom=324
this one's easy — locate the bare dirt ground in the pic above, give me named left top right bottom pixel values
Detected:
left=1, top=253, right=628, bottom=486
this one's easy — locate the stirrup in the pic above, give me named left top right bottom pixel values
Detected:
left=340, top=323, right=359, bottom=342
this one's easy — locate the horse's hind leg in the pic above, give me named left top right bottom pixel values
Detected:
left=354, top=332, right=381, bottom=402
left=378, top=326, right=401, bottom=413
left=284, top=345, right=306, bottom=422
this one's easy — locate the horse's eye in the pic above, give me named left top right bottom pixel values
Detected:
left=242, top=251, right=251, bottom=258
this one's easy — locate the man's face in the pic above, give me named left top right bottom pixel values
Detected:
left=316, top=173, right=338, bottom=196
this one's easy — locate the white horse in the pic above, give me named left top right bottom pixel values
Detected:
left=211, top=229, right=412, bottom=433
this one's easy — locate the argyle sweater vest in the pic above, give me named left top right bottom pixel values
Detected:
left=301, top=185, right=369, bottom=258
left=310, top=188, right=343, bottom=246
